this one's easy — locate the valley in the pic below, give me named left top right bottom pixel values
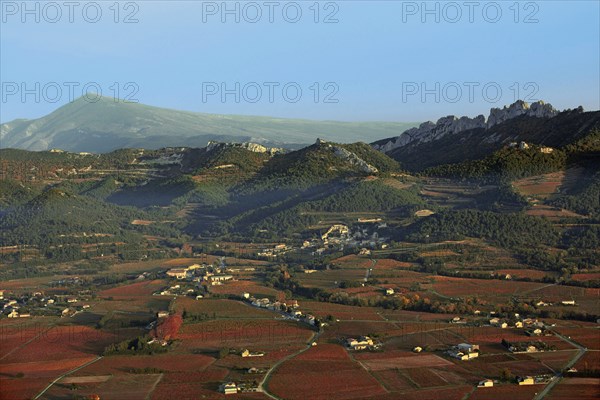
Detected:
left=1, top=102, right=599, bottom=400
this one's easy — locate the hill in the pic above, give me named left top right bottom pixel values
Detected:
left=0, top=96, right=417, bottom=152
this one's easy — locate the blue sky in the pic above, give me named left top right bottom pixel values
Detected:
left=1, top=0, right=599, bottom=122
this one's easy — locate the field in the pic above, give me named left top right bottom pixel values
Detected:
left=267, top=344, right=387, bottom=400
left=547, top=378, right=600, bottom=400
left=0, top=320, right=120, bottom=400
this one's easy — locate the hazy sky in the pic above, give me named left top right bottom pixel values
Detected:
left=1, top=0, right=599, bottom=122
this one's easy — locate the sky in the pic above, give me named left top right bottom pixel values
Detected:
left=1, top=0, right=599, bottom=123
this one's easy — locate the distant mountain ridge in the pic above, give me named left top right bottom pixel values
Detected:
left=0, top=96, right=417, bottom=153
left=372, top=100, right=600, bottom=171
left=373, top=100, right=560, bottom=152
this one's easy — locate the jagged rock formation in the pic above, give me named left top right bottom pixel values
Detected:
left=206, top=141, right=285, bottom=156
left=486, top=100, right=558, bottom=128
left=373, top=100, right=561, bottom=153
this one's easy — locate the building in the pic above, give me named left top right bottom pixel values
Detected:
left=478, top=379, right=494, bottom=388
left=346, top=336, right=374, bottom=350
left=242, top=292, right=250, bottom=299
left=385, top=288, right=395, bottom=296
left=222, top=382, right=238, bottom=395
left=241, top=349, right=264, bottom=357
left=413, top=346, right=423, bottom=353
left=157, top=311, right=169, bottom=318
left=518, top=376, right=534, bottom=385
left=209, top=275, right=233, bottom=285
left=457, top=343, right=479, bottom=353
left=166, top=268, right=190, bottom=280
left=561, top=300, right=576, bottom=306
left=449, top=343, right=479, bottom=360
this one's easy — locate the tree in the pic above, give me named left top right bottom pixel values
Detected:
left=500, top=368, right=513, bottom=382
left=218, top=347, right=230, bottom=359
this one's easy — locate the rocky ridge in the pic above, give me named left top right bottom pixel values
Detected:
left=373, top=100, right=564, bottom=153
left=206, top=141, right=286, bottom=156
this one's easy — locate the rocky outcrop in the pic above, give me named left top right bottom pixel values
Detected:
left=374, top=100, right=563, bottom=153
left=486, top=100, right=558, bottom=128
left=206, top=141, right=285, bottom=156
left=315, top=138, right=378, bottom=174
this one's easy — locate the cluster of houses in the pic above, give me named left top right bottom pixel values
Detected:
left=220, top=381, right=259, bottom=395
left=257, top=244, right=291, bottom=258
left=489, top=316, right=544, bottom=330
left=1, top=290, right=91, bottom=319
left=501, top=339, right=556, bottom=353
left=155, top=284, right=203, bottom=299
left=345, top=336, right=380, bottom=351
left=243, top=293, right=319, bottom=326
left=447, top=343, right=479, bottom=361
left=477, top=375, right=552, bottom=389
left=507, top=141, right=554, bottom=154
left=164, top=263, right=234, bottom=286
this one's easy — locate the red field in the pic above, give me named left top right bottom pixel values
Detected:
left=0, top=357, right=96, bottom=400
left=177, top=319, right=313, bottom=350
left=98, top=279, right=167, bottom=298
left=570, top=272, right=600, bottom=281
left=469, top=384, right=540, bottom=400
left=208, top=279, right=282, bottom=297
left=431, top=276, right=544, bottom=297
left=547, top=378, right=600, bottom=400
left=300, top=301, right=386, bottom=321
left=331, top=254, right=373, bottom=269
left=360, top=354, right=452, bottom=371
left=76, top=353, right=216, bottom=375
left=576, top=351, right=600, bottom=371
left=268, top=344, right=387, bottom=400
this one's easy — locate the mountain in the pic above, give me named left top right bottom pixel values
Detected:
left=0, top=96, right=417, bottom=153
left=373, top=100, right=600, bottom=171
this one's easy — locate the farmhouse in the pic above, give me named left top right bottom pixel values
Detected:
left=166, top=268, right=190, bottom=280
left=7, top=310, right=19, bottom=318
left=241, top=349, right=265, bottom=357
left=385, top=288, right=395, bottom=296
left=448, top=343, right=479, bottom=360
left=457, top=343, right=479, bottom=353
left=346, top=336, right=374, bottom=350
left=517, top=376, right=535, bottom=385
left=221, top=382, right=238, bottom=395
left=208, top=274, right=233, bottom=285
left=478, top=379, right=494, bottom=388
